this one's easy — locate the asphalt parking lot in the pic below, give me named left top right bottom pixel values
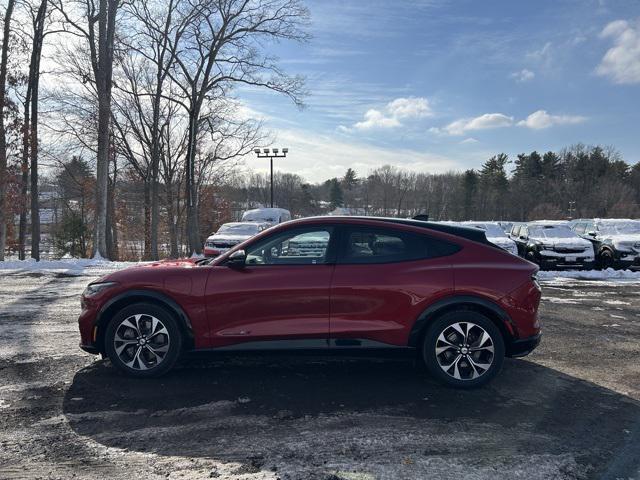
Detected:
left=0, top=269, right=639, bottom=479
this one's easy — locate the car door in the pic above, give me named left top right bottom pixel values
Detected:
left=329, top=225, right=455, bottom=347
left=204, top=226, right=336, bottom=349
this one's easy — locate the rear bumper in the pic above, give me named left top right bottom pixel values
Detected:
left=507, top=333, right=542, bottom=358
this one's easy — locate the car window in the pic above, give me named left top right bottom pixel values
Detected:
left=511, top=225, right=520, bottom=237
left=573, top=223, right=585, bottom=234
left=339, top=227, right=457, bottom=264
left=245, top=228, right=331, bottom=265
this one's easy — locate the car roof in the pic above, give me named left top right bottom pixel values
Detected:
left=280, top=216, right=492, bottom=245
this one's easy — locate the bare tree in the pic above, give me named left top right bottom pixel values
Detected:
left=52, top=0, right=122, bottom=258
left=166, top=0, right=309, bottom=254
left=0, top=0, right=16, bottom=260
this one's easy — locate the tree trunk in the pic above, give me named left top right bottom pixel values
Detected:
left=93, top=0, right=118, bottom=259
left=166, top=183, right=178, bottom=259
left=143, top=179, right=151, bottom=260
left=185, top=107, right=201, bottom=255
left=0, top=0, right=16, bottom=261
left=29, top=0, right=47, bottom=261
left=19, top=86, right=31, bottom=260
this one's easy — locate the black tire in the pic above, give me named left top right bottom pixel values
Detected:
left=422, top=310, right=505, bottom=389
left=104, top=302, right=183, bottom=378
left=599, top=249, right=615, bottom=270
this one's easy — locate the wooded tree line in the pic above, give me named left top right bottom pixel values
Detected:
left=0, top=0, right=309, bottom=261
left=222, top=144, right=640, bottom=223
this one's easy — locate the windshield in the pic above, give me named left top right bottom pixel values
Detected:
left=528, top=225, right=576, bottom=239
left=467, top=223, right=506, bottom=238
left=216, top=224, right=260, bottom=235
left=598, top=222, right=640, bottom=235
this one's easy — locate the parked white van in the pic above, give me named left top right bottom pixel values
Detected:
left=241, top=208, right=292, bottom=226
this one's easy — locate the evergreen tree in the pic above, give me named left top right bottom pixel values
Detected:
left=329, top=178, right=344, bottom=209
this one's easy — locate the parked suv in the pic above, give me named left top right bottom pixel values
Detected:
left=572, top=219, right=640, bottom=269
left=510, top=221, right=594, bottom=270
left=204, top=222, right=270, bottom=258
left=79, top=217, right=542, bottom=388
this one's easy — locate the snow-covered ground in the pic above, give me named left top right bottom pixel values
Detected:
left=0, top=258, right=139, bottom=277
left=537, top=268, right=640, bottom=282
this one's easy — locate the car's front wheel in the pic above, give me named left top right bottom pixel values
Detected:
left=104, top=303, right=183, bottom=377
left=422, top=311, right=505, bottom=388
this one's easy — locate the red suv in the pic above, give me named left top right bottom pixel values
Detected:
left=78, top=217, right=542, bottom=388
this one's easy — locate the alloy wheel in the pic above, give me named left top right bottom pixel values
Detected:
left=434, top=321, right=495, bottom=381
left=113, top=314, right=170, bottom=371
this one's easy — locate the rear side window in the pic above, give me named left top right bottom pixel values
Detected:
left=339, top=227, right=458, bottom=264
left=511, top=225, right=520, bottom=237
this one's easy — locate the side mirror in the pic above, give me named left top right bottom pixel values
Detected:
left=587, top=231, right=597, bottom=237
left=519, top=235, right=527, bottom=240
left=226, top=249, right=246, bottom=268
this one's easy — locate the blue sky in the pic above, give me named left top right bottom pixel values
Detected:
left=239, top=0, right=640, bottom=182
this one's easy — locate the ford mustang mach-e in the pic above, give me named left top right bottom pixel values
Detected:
left=79, top=217, right=542, bottom=388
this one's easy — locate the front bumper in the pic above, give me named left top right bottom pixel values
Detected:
left=507, top=333, right=542, bottom=358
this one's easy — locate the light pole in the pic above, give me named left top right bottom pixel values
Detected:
left=254, top=147, right=288, bottom=208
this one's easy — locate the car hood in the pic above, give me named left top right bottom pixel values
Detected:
left=530, top=236, right=592, bottom=248
left=206, top=234, right=252, bottom=243
left=95, top=258, right=199, bottom=284
left=599, top=234, right=640, bottom=243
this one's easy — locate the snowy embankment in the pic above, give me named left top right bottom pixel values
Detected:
left=0, top=258, right=138, bottom=277
left=537, top=268, right=640, bottom=282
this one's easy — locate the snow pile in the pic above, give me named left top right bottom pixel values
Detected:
left=537, top=268, right=640, bottom=281
left=0, top=258, right=137, bottom=277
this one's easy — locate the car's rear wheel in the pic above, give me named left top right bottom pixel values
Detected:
left=422, top=311, right=505, bottom=388
left=104, top=303, right=182, bottom=377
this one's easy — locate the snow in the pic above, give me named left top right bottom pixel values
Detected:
left=0, top=258, right=137, bottom=277
left=537, top=268, right=640, bottom=282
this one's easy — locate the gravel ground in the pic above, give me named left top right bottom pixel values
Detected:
left=0, top=269, right=639, bottom=480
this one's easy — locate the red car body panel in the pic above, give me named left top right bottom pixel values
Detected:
left=329, top=260, right=454, bottom=346
left=204, top=264, right=334, bottom=347
left=78, top=217, right=541, bottom=356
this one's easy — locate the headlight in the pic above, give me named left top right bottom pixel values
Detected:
left=82, top=282, right=118, bottom=297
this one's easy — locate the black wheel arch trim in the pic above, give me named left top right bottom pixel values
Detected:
left=408, top=295, right=517, bottom=348
left=94, top=289, right=194, bottom=352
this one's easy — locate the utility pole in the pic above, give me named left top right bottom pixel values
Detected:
left=568, top=201, right=576, bottom=219
left=254, top=148, right=288, bottom=208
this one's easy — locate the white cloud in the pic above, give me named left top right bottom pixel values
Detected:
left=346, top=96, right=433, bottom=131
left=253, top=129, right=460, bottom=182
left=517, top=110, right=587, bottom=129
left=596, top=19, right=640, bottom=84
left=386, top=97, right=432, bottom=119
left=353, top=109, right=402, bottom=130
left=510, top=69, right=535, bottom=82
left=440, top=113, right=514, bottom=136
left=460, top=137, right=479, bottom=144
